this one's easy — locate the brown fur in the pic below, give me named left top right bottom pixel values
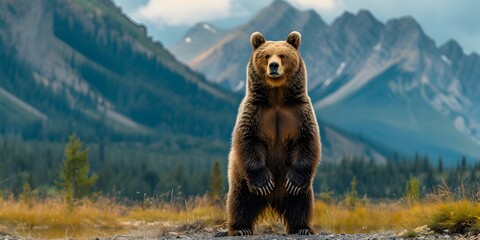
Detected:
left=226, top=31, right=322, bottom=236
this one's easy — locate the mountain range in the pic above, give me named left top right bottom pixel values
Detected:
left=0, top=0, right=238, bottom=141
left=0, top=0, right=392, bottom=163
left=168, top=0, right=480, bottom=162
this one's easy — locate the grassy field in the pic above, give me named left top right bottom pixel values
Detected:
left=1, top=189, right=480, bottom=239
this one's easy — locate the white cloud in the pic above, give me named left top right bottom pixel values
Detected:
left=285, top=0, right=346, bottom=24
left=134, top=0, right=234, bottom=27
left=288, top=0, right=342, bottom=11
left=115, top=0, right=480, bottom=53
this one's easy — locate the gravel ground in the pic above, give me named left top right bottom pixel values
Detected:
left=2, top=225, right=478, bottom=240
left=110, top=226, right=477, bottom=240
left=1, top=231, right=476, bottom=240
left=114, top=223, right=476, bottom=240
left=116, top=232, right=474, bottom=240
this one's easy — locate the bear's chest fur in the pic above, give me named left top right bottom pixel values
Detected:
left=257, top=105, right=299, bottom=145
left=255, top=87, right=301, bottom=147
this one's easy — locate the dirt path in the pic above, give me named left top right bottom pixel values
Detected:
left=0, top=230, right=473, bottom=240
left=116, top=232, right=468, bottom=240
left=110, top=222, right=477, bottom=240
left=111, top=225, right=471, bottom=240
left=1, top=224, right=476, bottom=239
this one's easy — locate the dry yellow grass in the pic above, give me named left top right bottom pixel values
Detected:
left=312, top=195, right=480, bottom=235
left=1, top=194, right=479, bottom=239
left=0, top=196, right=124, bottom=238
left=428, top=200, right=480, bottom=234
left=312, top=200, right=433, bottom=233
left=124, top=197, right=224, bottom=225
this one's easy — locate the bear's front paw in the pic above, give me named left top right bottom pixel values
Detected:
left=247, top=171, right=274, bottom=196
left=284, top=172, right=308, bottom=195
left=231, top=229, right=253, bottom=236
left=290, top=228, right=313, bottom=235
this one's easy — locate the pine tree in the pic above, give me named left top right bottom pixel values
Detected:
left=470, top=167, right=476, bottom=182
left=460, top=156, right=467, bottom=171
left=405, top=176, right=420, bottom=203
left=58, top=134, right=97, bottom=204
left=438, top=157, right=444, bottom=173
left=345, top=176, right=358, bottom=207
left=210, top=161, right=223, bottom=199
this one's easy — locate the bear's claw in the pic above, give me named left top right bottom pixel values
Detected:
left=254, top=178, right=274, bottom=196
left=233, top=229, right=253, bottom=236
left=285, top=178, right=303, bottom=195
left=293, top=228, right=313, bottom=235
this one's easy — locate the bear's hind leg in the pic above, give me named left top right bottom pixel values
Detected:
left=227, top=183, right=267, bottom=236
left=281, top=189, right=315, bottom=235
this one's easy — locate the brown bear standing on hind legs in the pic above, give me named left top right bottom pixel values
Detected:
left=225, top=31, right=321, bottom=236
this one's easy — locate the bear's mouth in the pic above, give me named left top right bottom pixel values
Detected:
left=268, top=72, right=281, bottom=78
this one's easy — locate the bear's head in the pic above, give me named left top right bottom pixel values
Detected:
left=250, top=31, right=301, bottom=87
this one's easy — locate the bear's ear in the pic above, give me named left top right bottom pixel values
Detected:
left=286, top=31, right=301, bottom=49
left=250, top=32, right=265, bottom=50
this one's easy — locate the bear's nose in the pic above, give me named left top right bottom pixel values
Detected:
left=269, top=62, right=279, bottom=72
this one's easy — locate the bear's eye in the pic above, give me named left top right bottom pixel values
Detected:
left=265, top=54, right=270, bottom=59
left=279, top=54, right=285, bottom=59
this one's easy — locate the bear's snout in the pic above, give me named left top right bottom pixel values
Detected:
left=269, top=62, right=279, bottom=72
left=265, top=54, right=284, bottom=80
left=267, top=56, right=283, bottom=79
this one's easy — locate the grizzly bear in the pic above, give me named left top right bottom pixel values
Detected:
left=225, top=31, right=322, bottom=236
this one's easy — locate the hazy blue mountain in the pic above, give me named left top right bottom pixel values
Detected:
left=439, top=40, right=480, bottom=118
left=0, top=0, right=237, bottom=141
left=315, top=15, right=480, bottom=161
left=0, top=0, right=390, bottom=162
left=169, top=22, right=228, bottom=64
left=169, top=0, right=480, bottom=162
left=170, top=0, right=328, bottom=91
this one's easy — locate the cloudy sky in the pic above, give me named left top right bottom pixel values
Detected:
left=112, top=0, right=480, bottom=54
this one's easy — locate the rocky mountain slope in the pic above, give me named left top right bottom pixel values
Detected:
left=169, top=22, right=228, bottom=67
left=169, top=0, right=480, bottom=162
left=0, top=0, right=237, bottom=140
left=0, top=0, right=390, bottom=162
